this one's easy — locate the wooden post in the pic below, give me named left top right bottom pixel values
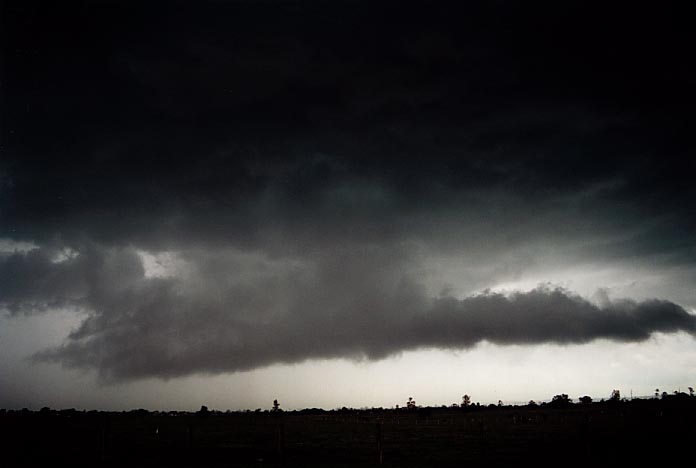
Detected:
left=375, top=420, right=383, bottom=465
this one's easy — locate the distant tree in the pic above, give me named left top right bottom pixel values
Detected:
left=689, top=387, right=694, bottom=397
left=661, top=391, right=668, bottom=400
left=272, top=399, right=280, bottom=412
left=497, top=400, right=503, bottom=407
left=655, top=388, right=660, bottom=399
left=550, top=394, right=572, bottom=407
left=407, top=397, right=416, bottom=409
left=133, top=408, right=150, bottom=417
left=579, top=396, right=593, bottom=405
left=528, top=400, right=538, bottom=407
left=197, top=405, right=209, bottom=417
left=462, top=395, right=471, bottom=407
left=610, top=389, right=621, bottom=401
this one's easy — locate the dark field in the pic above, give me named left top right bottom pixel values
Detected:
left=2, top=397, right=694, bottom=467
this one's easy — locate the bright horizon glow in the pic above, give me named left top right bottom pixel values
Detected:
left=2, top=308, right=693, bottom=411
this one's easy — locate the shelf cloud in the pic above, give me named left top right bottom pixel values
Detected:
left=1, top=245, right=691, bottom=381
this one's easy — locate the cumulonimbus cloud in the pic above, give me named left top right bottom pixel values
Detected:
left=3, top=245, right=692, bottom=381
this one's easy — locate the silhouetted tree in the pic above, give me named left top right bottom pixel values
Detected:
left=689, top=387, right=694, bottom=397
left=610, top=389, right=621, bottom=401
left=550, top=394, right=572, bottom=407
left=406, top=397, right=416, bottom=409
left=132, top=408, right=150, bottom=417
left=461, top=395, right=471, bottom=407
left=655, top=388, right=660, bottom=399
left=579, top=396, right=592, bottom=405
left=197, top=405, right=209, bottom=417
left=272, top=399, right=280, bottom=412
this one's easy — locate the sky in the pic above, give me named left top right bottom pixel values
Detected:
left=1, top=0, right=695, bottom=410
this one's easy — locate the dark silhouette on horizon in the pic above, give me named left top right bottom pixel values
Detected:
left=2, top=389, right=694, bottom=467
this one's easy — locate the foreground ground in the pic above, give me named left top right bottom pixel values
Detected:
left=2, top=397, right=694, bottom=467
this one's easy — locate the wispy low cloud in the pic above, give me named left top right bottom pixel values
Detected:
left=0, top=247, right=88, bottom=314
left=8, top=245, right=692, bottom=382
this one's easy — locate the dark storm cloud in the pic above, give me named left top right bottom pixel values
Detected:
left=15, top=245, right=694, bottom=381
left=1, top=0, right=694, bottom=251
left=1, top=1, right=695, bottom=380
left=0, top=248, right=87, bottom=314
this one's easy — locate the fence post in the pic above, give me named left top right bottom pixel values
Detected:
left=376, top=420, right=383, bottom=465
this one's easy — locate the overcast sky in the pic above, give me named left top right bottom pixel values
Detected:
left=1, top=0, right=695, bottom=410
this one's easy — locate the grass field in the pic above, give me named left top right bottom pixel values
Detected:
left=2, top=396, right=694, bottom=467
